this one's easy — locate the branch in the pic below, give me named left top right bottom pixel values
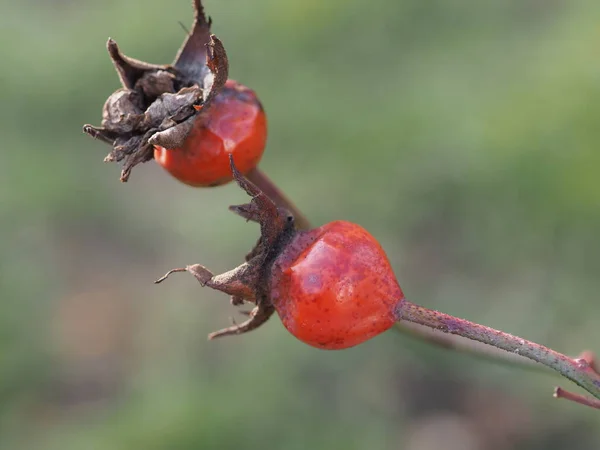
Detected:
left=394, top=322, right=552, bottom=375
left=397, top=300, right=600, bottom=402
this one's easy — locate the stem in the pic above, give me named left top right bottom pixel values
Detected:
left=245, top=168, right=311, bottom=230
left=248, top=167, right=564, bottom=376
left=394, top=322, right=551, bottom=376
left=398, top=300, right=600, bottom=400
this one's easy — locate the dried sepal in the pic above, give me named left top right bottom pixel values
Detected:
left=154, top=158, right=298, bottom=340
left=229, top=155, right=288, bottom=250
left=173, top=0, right=213, bottom=83
left=106, top=38, right=175, bottom=94
left=83, top=0, right=229, bottom=182
left=200, top=35, right=229, bottom=107
left=207, top=304, right=275, bottom=340
left=147, top=115, right=196, bottom=150
left=102, top=88, right=145, bottom=132
left=154, top=259, right=272, bottom=339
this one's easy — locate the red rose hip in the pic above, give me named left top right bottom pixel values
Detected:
left=270, top=221, right=405, bottom=349
left=155, top=160, right=406, bottom=349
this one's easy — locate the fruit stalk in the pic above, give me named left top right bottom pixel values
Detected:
left=397, top=300, right=600, bottom=401
left=395, top=321, right=550, bottom=375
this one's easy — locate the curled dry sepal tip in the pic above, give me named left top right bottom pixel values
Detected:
left=82, top=0, right=228, bottom=182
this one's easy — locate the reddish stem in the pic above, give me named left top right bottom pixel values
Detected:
left=398, top=300, right=600, bottom=401
left=395, top=322, right=550, bottom=375
left=554, top=387, right=600, bottom=410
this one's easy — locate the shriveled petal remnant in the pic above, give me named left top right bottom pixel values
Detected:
left=83, top=0, right=229, bottom=181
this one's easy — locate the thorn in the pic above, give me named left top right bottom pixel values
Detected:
left=554, top=386, right=600, bottom=410
left=576, top=351, right=598, bottom=373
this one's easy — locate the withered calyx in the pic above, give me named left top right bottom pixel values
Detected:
left=83, top=0, right=228, bottom=182
left=155, top=156, right=297, bottom=339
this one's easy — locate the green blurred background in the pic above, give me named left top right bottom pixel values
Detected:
left=2, top=0, right=600, bottom=448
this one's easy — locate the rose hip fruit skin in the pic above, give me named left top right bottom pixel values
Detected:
left=270, top=221, right=405, bottom=350
left=154, top=79, right=267, bottom=187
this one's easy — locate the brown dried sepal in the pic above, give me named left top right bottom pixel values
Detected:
left=154, top=156, right=297, bottom=340
left=82, top=0, right=229, bottom=182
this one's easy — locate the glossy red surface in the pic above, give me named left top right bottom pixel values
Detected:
left=270, top=221, right=404, bottom=350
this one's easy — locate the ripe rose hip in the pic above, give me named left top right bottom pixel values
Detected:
left=156, top=158, right=406, bottom=350
left=154, top=79, right=267, bottom=187
left=83, top=0, right=256, bottom=184
left=270, top=221, right=404, bottom=349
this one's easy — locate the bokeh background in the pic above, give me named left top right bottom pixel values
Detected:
left=2, top=0, right=600, bottom=448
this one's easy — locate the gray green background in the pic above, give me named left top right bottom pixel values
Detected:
left=2, top=0, right=600, bottom=448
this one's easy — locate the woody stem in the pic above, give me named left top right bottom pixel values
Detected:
left=397, top=300, right=600, bottom=400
